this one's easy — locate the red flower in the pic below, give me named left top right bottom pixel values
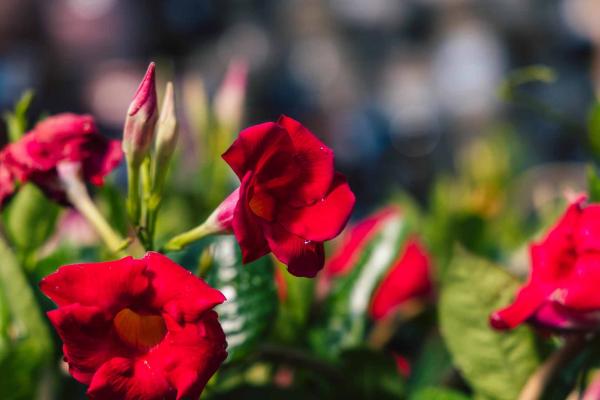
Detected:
left=40, top=252, right=227, bottom=400
left=491, top=197, right=600, bottom=331
left=217, top=115, right=355, bottom=277
left=0, top=113, right=122, bottom=205
left=369, top=239, right=433, bottom=321
left=324, top=206, right=401, bottom=279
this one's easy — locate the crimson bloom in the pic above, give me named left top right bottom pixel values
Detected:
left=40, top=252, right=227, bottom=400
left=491, top=197, right=600, bottom=331
left=0, top=113, right=122, bottom=205
left=215, top=115, right=355, bottom=277
left=369, top=239, right=433, bottom=321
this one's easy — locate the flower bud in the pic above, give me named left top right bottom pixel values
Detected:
left=122, top=62, right=158, bottom=167
left=154, top=81, right=178, bottom=169
left=214, top=59, right=247, bottom=132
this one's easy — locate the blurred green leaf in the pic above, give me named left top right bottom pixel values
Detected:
left=410, top=387, right=470, bottom=400
left=587, top=165, right=600, bottom=203
left=498, top=65, right=556, bottom=101
left=3, top=90, right=34, bottom=142
left=271, top=261, right=314, bottom=344
left=0, top=236, right=53, bottom=400
left=3, top=184, right=60, bottom=259
left=337, top=348, right=405, bottom=399
left=204, top=236, right=278, bottom=363
left=439, top=249, right=541, bottom=400
left=407, top=333, right=454, bottom=395
left=310, top=212, right=409, bottom=359
left=588, top=102, right=600, bottom=156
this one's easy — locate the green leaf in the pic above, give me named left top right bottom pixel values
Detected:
left=410, top=387, right=470, bottom=400
left=271, top=261, right=314, bottom=344
left=407, top=333, right=454, bottom=395
left=588, top=102, right=600, bottom=156
left=0, top=236, right=53, bottom=400
left=587, top=165, right=600, bottom=203
left=3, top=184, right=60, bottom=258
left=439, top=249, right=542, bottom=400
left=310, top=212, right=409, bottom=359
left=498, top=65, right=556, bottom=101
left=204, top=236, right=278, bottom=363
left=337, top=348, right=405, bottom=399
left=3, top=90, right=34, bottom=142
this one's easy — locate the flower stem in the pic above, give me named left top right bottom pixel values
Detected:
left=518, top=334, right=587, bottom=400
left=60, top=165, right=126, bottom=255
left=162, top=222, right=216, bottom=251
left=126, top=161, right=141, bottom=226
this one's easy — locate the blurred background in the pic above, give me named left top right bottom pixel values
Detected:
left=0, top=0, right=598, bottom=215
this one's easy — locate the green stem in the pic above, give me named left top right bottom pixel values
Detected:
left=63, top=175, right=126, bottom=256
left=127, top=161, right=141, bottom=227
left=162, top=223, right=216, bottom=252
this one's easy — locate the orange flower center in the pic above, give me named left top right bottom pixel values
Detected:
left=113, top=308, right=166, bottom=349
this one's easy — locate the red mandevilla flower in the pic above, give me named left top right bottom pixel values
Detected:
left=40, top=252, right=227, bottom=400
left=214, top=115, right=355, bottom=277
left=0, top=113, right=122, bottom=205
left=369, top=239, right=433, bottom=321
left=491, top=197, right=600, bottom=331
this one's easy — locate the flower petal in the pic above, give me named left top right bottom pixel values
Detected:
left=489, top=284, right=548, bottom=330
left=143, top=252, right=226, bottom=322
left=369, top=240, right=432, bottom=321
left=87, top=357, right=172, bottom=400
left=325, top=206, right=400, bottom=278
left=278, top=173, right=355, bottom=242
left=277, top=115, right=334, bottom=205
left=232, top=172, right=270, bottom=263
left=262, top=222, right=325, bottom=277
left=40, top=256, right=149, bottom=313
left=222, top=122, right=290, bottom=180
left=150, top=312, right=227, bottom=400
left=47, top=304, right=125, bottom=384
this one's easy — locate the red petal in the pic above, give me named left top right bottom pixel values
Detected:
left=576, top=204, right=600, bottom=252
left=40, top=256, right=149, bottom=313
left=278, top=173, right=355, bottom=242
left=47, top=304, right=126, bottom=384
left=558, top=254, right=600, bottom=311
left=232, top=172, right=270, bottom=263
left=277, top=115, right=334, bottom=205
left=325, top=206, right=400, bottom=278
left=150, top=311, right=227, bottom=400
left=262, top=222, right=325, bottom=277
left=369, top=240, right=432, bottom=321
left=143, top=252, right=226, bottom=322
left=222, top=122, right=290, bottom=180
left=82, top=138, right=123, bottom=186
left=87, top=357, right=172, bottom=400
left=489, top=284, right=548, bottom=330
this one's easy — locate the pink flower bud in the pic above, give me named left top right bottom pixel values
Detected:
left=122, top=62, right=158, bottom=167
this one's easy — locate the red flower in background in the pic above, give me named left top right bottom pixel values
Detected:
left=40, top=252, right=227, bottom=400
left=491, top=197, right=600, bottom=331
left=0, top=113, right=122, bottom=205
left=216, top=115, right=355, bottom=277
left=324, top=206, right=401, bottom=279
left=369, top=239, right=433, bottom=321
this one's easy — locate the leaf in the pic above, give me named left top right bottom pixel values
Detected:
left=498, top=65, right=556, bottom=101
left=439, top=249, right=542, bottom=400
left=337, top=348, right=405, bottom=399
left=0, top=236, right=53, bottom=400
left=204, top=236, right=278, bottom=363
left=3, top=183, right=60, bottom=259
left=588, top=102, right=600, bottom=156
left=407, top=333, right=454, bottom=395
left=271, top=260, right=315, bottom=344
left=310, top=212, right=409, bottom=359
left=587, top=165, right=600, bottom=203
left=3, top=90, right=34, bottom=142
left=410, top=387, right=470, bottom=400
